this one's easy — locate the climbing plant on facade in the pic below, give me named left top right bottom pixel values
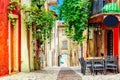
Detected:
left=58, top=0, right=91, bottom=43
left=8, top=0, right=20, bottom=13
left=8, top=0, right=21, bottom=28
left=8, top=0, right=55, bottom=44
left=8, top=0, right=26, bottom=28
left=24, top=0, right=55, bottom=44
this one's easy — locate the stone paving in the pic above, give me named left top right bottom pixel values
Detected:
left=0, top=67, right=120, bottom=80
left=57, top=67, right=82, bottom=80
left=73, top=66, right=120, bottom=80
left=0, top=67, right=60, bottom=80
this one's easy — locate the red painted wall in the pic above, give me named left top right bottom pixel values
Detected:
left=0, top=0, right=10, bottom=75
left=0, top=0, right=21, bottom=75
left=113, top=25, right=119, bottom=56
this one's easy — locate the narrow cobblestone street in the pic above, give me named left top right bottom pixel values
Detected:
left=0, top=67, right=120, bottom=80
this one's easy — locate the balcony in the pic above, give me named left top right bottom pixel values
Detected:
left=92, top=0, right=120, bottom=15
left=47, top=0, right=57, bottom=6
left=92, top=0, right=106, bottom=15
left=90, top=0, right=120, bottom=23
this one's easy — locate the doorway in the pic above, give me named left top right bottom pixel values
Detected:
left=60, top=54, right=68, bottom=67
left=94, top=30, right=102, bottom=57
left=8, top=15, right=19, bottom=74
left=107, top=30, right=113, bottom=56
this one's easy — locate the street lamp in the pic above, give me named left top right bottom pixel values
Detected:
left=94, top=25, right=101, bottom=35
left=36, top=29, right=41, bottom=32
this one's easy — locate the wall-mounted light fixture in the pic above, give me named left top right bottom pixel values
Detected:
left=94, top=24, right=101, bottom=35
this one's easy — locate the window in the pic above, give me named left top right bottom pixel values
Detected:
left=61, top=41, right=68, bottom=50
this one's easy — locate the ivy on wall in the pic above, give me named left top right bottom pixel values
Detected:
left=8, top=0, right=20, bottom=28
left=8, top=0, right=56, bottom=44
left=24, top=0, right=55, bottom=44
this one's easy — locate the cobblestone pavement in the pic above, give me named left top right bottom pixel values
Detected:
left=73, top=66, right=120, bottom=80
left=0, top=67, right=120, bottom=80
left=0, top=67, right=60, bottom=80
left=57, top=67, right=82, bottom=80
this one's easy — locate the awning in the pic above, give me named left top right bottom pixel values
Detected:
left=102, top=3, right=120, bottom=13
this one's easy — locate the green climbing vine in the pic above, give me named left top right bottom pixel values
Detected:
left=8, top=0, right=56, bottom=44
left=8, top=14, right=16, bottom=28
left=23, top=0, right=55, bottom=44
left=58, top=0, right=91, bottom=43
left=8, top=0, right=21, bottom=28
left=8, top=0, right=55, bottom=44
left=8, top=0, right=20, bottom=13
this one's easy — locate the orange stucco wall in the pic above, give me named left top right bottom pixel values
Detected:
left=0, top=0, right=10, bottom=75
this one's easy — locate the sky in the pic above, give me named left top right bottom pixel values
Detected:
left=49, top=0, right=63, bottom=14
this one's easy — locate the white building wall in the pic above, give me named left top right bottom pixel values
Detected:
left=21, top=0, right=31, bottom=72
left=46, top=42, right=52, bottom=67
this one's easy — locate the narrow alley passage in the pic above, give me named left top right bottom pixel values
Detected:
left=57, top=67, right=82, bottom=80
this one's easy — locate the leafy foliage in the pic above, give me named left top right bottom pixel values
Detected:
left=24, top=0, right=55, bottom=44
left=8, top=0, right=55, bottom=44
left=58, top=0, right=91, bottom=43
left=8, top=0, right=21, bottom=28
left=8, top=14, right=16, bottom=28
left=8, top=0, right=20, bottom=13
left=31, top=0, right=46, bottom=8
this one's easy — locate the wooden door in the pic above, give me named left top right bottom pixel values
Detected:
left=94, top=31, right=102, bottom=57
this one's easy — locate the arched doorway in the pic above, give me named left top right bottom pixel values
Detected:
left=60, top=54, right=68, bottom=67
